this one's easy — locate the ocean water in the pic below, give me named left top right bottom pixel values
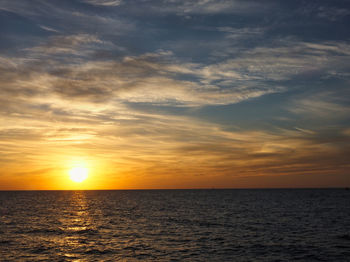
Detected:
left=0, top=189, right=349, bottom=261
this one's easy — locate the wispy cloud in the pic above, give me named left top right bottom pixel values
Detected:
left=147, top=0, right=270, bottom=15
left=81, top=0, right=123, bottom=6
left=27, top=34, right=103, bottom=54
left=288, top=92, right=350, bottom=119
left=1, top=34, right=288, bottom=107
left=39, top=25, right=60, bottom=33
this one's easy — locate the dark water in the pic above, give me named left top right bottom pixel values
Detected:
left=0, top=189, right=349, bottom=261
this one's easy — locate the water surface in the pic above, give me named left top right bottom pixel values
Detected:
left=1, top=189, right=349, bottom=261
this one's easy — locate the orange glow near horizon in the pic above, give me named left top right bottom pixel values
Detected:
left=0, top=143, right=349, bottom=190
left=0, top=108, right=349, bottom=190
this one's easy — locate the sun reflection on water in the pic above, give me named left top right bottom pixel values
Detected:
left=59, top=191, right=96, bottom=259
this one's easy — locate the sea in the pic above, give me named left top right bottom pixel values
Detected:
left=0, top=189, right=349, bottom=261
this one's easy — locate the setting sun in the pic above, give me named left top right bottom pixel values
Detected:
left=69, top=167, right=88, bottom=183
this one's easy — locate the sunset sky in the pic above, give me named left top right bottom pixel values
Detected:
left=0, top=0, right=349, bottom=190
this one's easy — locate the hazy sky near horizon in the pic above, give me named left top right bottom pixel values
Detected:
left=0, top=0, right=349, bottom=189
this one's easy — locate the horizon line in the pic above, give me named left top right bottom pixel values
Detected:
left=0, top=187, right=348, bottom=191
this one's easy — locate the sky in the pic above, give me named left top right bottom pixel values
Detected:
left=0, top=0, right=349, bottom=190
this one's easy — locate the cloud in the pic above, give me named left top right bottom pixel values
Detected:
left=298, top=4, right=350, bottom=22
left=89, top=113, right=350, bottom=179
left=81, top=0, right=123, bottom=6
left=217, top=26, right=265, bottom=40
left=1, top=36, right=285, bottom=107
left=317, top=6, right=350, bottom=21
left=28, top=34, right=103, bottom=54
left=146, top=0, right=269, bottom=15
left=288, top=92, right=350, bottom=119
left=39, top=25, right=60, bottom=33
left=3, top=96, right=344, bottom=180
left=0, top=0, right=134, bottom=37
left=3, top=33, right=349, bottom=111
left=210, top=40, right=350, bottom=81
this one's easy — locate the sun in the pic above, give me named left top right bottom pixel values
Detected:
left=69, top=166, right=88, bottom=183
